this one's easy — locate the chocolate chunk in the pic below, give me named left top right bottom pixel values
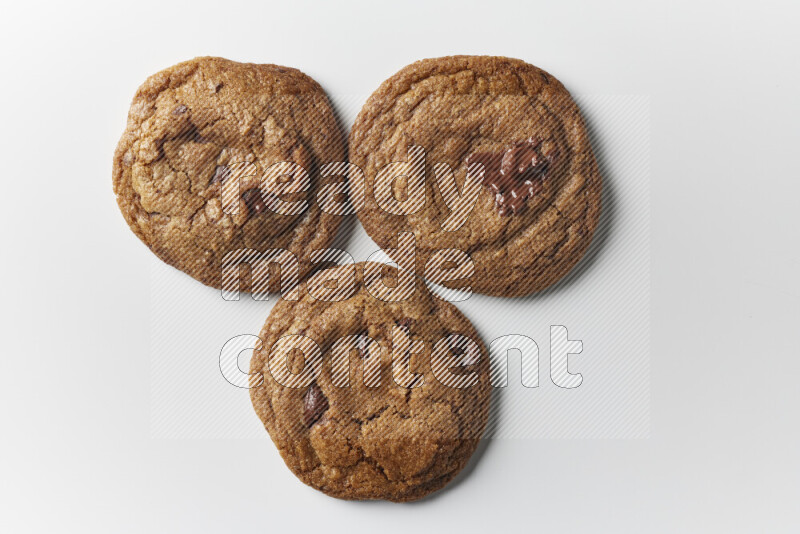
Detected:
left=176, top=122, right=207, bottom=143
left=448, top=336, right=482, bottom=375
left=191, top=130, right=209, bottom=144
left=303, top=382, right=329, bottom=427
left=448, top=337, right=467, bottom=356
left=466, top=137, right=553, bottom=216
left=242, top=188, right=267, bottom=215
left=394, top=318, right=413, bottom=330
left=211, top=165, right=230, bottom=184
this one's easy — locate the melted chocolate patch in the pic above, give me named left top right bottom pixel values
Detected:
left=303, top=382, right=329, bottom=427
left=241, top=188, right=267, bottom=215
left=466, top=137, right=554, bottom=216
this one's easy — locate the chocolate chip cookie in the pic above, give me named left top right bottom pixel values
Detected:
left=113, top=57, right=344, bottom=290
left=249, top=262, right=491, bottom=501
left=349, top=56, right=602, bottom=297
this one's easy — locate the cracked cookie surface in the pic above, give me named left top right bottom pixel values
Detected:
left=113, top=57, right=344, bottom=290
left=349, top=56, right=602, bottom=297
left=249, top=262, right=491, bottom=501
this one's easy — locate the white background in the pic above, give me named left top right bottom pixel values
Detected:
left=1, top=1, right=798, bottom=532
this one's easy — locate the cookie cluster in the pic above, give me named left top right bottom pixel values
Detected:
left=113, top=55, right=601, bottom=501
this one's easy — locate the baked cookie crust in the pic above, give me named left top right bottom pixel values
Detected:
left=113, top=57, right=344, bottom=290
left=349, top=56, right=602, bottom=297
left=249, top=262, right=491, bottom=501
